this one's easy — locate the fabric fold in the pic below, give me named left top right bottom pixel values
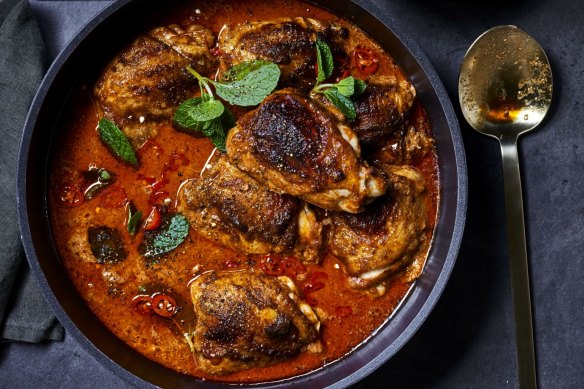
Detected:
left=0, top=0, right=63, bottom=342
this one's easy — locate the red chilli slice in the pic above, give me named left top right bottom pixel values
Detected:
left=351, top=47, right=380, bottom=77
left=131, top=295, right=154, bottom=315
left=259, top=254, right=284, bottom=276
left=281, top=256, right=306, bottom=278
left=151, top=294, right=178, bottom=318
left=148, top=190, right=169, bottom=205
left=302, top=271, right=328, bottom=294
left=59, top=185, right=84, bottom=207
left=143, top=206, right=162, bottom=231
left=100, top=186, right=128, bottom=208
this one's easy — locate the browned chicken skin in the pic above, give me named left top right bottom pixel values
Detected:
left=94, top=24, right=215, bottom=147
left=368, top=103, right=435, bottom=166
left=226, top=88, right=386, bottom=213
left=177, top=154, right=323, bottom=262
left=352, top=75, right=417, bottom=147
left=327, top=165, right=428, bottom=289
left=218, top=17, right=347, bottom=91
left=189, top=270, right=320, bottom=374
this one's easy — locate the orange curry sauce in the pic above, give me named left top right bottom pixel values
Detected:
left=48, top=0, right=439, bottom=383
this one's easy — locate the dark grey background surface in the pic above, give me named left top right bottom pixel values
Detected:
left=2, top=0, right=583, bottom=388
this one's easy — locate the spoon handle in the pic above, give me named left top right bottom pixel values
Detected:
left=500, top=137, right=537, bottom=389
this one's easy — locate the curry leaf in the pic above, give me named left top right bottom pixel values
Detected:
left=127, top=209, right=142, bottom=236
left=212, top=62, right=280, bottom=106
left=324, top=89, right=357, bottom=121
left=316, top=39, right=334, bottom=82
left=98, top=118, right=138, bottom=167
left=143, top=214, right=190, bottom=257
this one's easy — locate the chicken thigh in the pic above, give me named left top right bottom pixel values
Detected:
left=189, top=270, right=320, bottom=374
left=218, top=17, right=347, bottom=91
left=177, top=154, right=323, bottom=262
left=327, top=165, right=428, bottom=289
left=351, top=75, right=417, bottom=148
left=226, top=88, right=386, bottom=213
left=94, top=24, right=215, bottom=147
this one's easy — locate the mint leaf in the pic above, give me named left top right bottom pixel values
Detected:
left=219, top=105, right=236, bottom=130
left=201, top=108, right=233, bottom=152
left=143, top=214, right=189, bottom=257
left=174, top=97, right=224, bottom=128
left=212, top=61, right=280, bottom=106
left=202, top=119, right=226, bottom=151
left=336, top=76, right=355, bottom=96
left=174, top=97, right=206, bottom=131
left=324, top=89, right=357, bottom=121
left=174, top=99, right=234, bottom=151
left=98, top=118, right=138, bottom=167
left=354, top=78, right=367, bottom=95
left=220, top=60, right=273, bottom=82
left=184, top=99, right=224, bottom=122
left=316, top=40, right=334, bottom=82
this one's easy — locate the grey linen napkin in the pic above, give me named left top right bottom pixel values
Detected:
left=0, top=0, right=63, bottom=342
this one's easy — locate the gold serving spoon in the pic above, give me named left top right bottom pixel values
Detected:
left=458, top=25, right=553, bottom=389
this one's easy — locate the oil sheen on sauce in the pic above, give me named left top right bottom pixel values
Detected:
left=48, top=0, right=439, bottom=383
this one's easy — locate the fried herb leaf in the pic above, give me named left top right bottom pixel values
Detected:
left=143, top=214, right=190, bottom=258
left=316, top=39, right=334, bottom=82
left=83, top=166, right=113, bottom=200
left=98, top=118, right=138, bottom=167
left=212, top=61, right=280, bottom=106
left=88, top=226, right=128, bottom=264
left=127, top=205, right=142, bottom=236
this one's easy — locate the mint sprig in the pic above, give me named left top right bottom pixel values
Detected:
left=143, top=214, right=190, bottom=257
left=174, top=61, right=280, bottom=150
left=98, top=118, right=139, bottom=167
left=312, top=40, right=367, bottom=121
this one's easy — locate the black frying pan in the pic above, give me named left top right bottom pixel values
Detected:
left=17, top=0, right=467, bottom=387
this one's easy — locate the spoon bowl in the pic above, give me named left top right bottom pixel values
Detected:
left=459, top=25, right=553, bottom=389
left=459, top=25, right=553, bottom=140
